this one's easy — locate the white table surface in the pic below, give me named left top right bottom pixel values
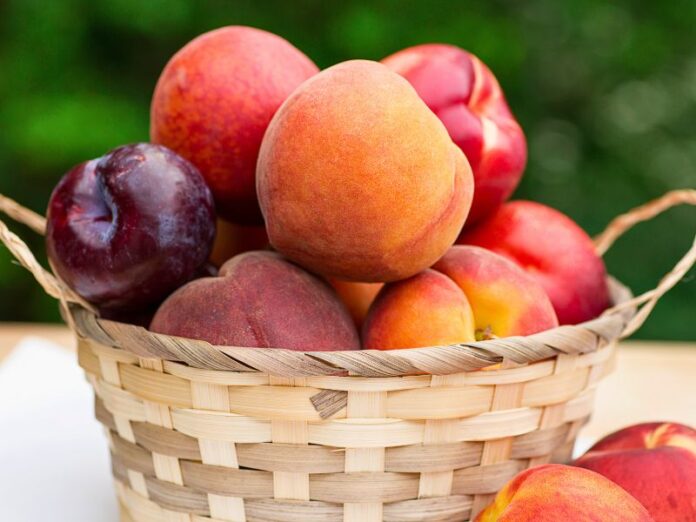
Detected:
left=0, top=338, right=119, bottom=521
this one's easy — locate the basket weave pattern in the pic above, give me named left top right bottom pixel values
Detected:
left=80, top=335, right=615, bottom=522
left=0, top=189, right=694, bottom=521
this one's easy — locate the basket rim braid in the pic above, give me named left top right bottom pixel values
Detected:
left=0, top=190, right=693, bottom=378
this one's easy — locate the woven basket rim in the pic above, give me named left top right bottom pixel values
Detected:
left=66, top=275, right=635, bottom=378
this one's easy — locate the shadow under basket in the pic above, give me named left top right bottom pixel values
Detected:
left=0, top=189, right=694, bottom=522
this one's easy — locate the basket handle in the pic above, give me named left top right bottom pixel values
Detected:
left=594, top=189, right=696, bottom=338
left=0, top=193, right=94, bottom=310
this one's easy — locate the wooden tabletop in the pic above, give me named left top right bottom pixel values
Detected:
left=1, top=323, right=694, bottom=438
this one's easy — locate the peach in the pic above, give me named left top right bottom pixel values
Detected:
left=328, top=279, right=383, bottom=329
left=150, top=251, right=360, bottom=351
left=362, top=246, right=557, bottom=350
left=257, top=60, right=474, bottom=282
left=382, top=44, right=527, bottom=224
left=475, top=464, right=654, bottom=522
left=362, top=269, right=476, bottom=350
left=210, top=219, right=268, bottom=267
left=434, top=246, right=558, bottom=337
left=574, top=422, right=696, bottom=522
left=151, top=26, right=319, bottom=225
left=459, top=200, right=610, bottom=325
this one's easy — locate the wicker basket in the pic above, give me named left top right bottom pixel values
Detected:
left=0, top=190, right=694, bottom=522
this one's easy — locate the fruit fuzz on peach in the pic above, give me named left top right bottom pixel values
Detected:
left=257, top=60, right=474, bottom=282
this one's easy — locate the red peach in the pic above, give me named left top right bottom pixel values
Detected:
left=151, top=26, right=319, bottom=224
left=382, top=44, right=527, bottom=224
left=574, top=422, right=696, bottom=522
left=459, top=200, right=610, bottom=325
left=150, top=251, right=360, bottom=351
left=475, top=464, right=654, bottom=521
left=257, top=60, right=474, bottom=282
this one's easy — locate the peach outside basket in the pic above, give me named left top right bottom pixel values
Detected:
left=0, top=189, right=694, bottom=522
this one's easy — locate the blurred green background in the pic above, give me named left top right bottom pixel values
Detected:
left=0, top=0, right=694, bottom=339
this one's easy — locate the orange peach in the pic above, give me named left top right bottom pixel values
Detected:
left=362, top=246, right=557, bottom=350
left=574, top=422, right=696, bottom=522
left=475, top=464, right=654, bottom=522
left=151, top=26, right=319, bottom=224
left=210, top=219, right=268, bottom=267
left=362, top=269, right=476, bottom=350
left=150, top=251, right=360, bottom=351
left=328, top=279, right=383, bottom=329
left=257, top=60, right=474, bottom=282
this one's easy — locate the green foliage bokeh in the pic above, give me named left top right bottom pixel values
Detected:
left=0, top=0, right=694, bottom=339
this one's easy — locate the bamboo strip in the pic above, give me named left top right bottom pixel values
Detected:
left=170, top=409, right=272, bottom=443
left=470, top=358, right=525, bottom=517
left=121, top=365, right=193, bottom=409
left=387, top=441, right=483, bottom=473
left=190, top=381, right=246, bottom=522
left=138, top=358, right=191, bottom=522
left=417, top=375, right=460, bottom=501
left=343, top=390, right=387, bottom=522
left=180, top=462, right=273, bottom=498
left=310, top=472, right=419, bottom=504
left=383, top=495, right=472, bottom=522
left=269, top=376, right=311, bottom=504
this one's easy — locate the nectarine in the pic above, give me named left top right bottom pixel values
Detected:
left=574, top=422, right=696, bottom=522
left=151, top=26, right=319, bottom=224
left=459, top=200, right=610, bottom=325
left=382, top=44, right=527, bottom=224
left=362, top=269, right=476, bottom=350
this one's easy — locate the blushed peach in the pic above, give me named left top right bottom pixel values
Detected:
left=433, top=246, right=558, bottom=338
left=362, top=246, right=557, bottom=350
left=257, top=60, right=473, bottom=282
left=362, top=269, right=476, bottom=350
left=150, top=251, right=360, bottom=351
left=151, top=26, right=319, bottom=224
left=475, top=464, right=654, bottom=521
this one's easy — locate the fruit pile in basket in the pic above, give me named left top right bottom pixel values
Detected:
left=45, top=26, right=610, bottom=348
left=40, top=26, right=695, bottom=521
